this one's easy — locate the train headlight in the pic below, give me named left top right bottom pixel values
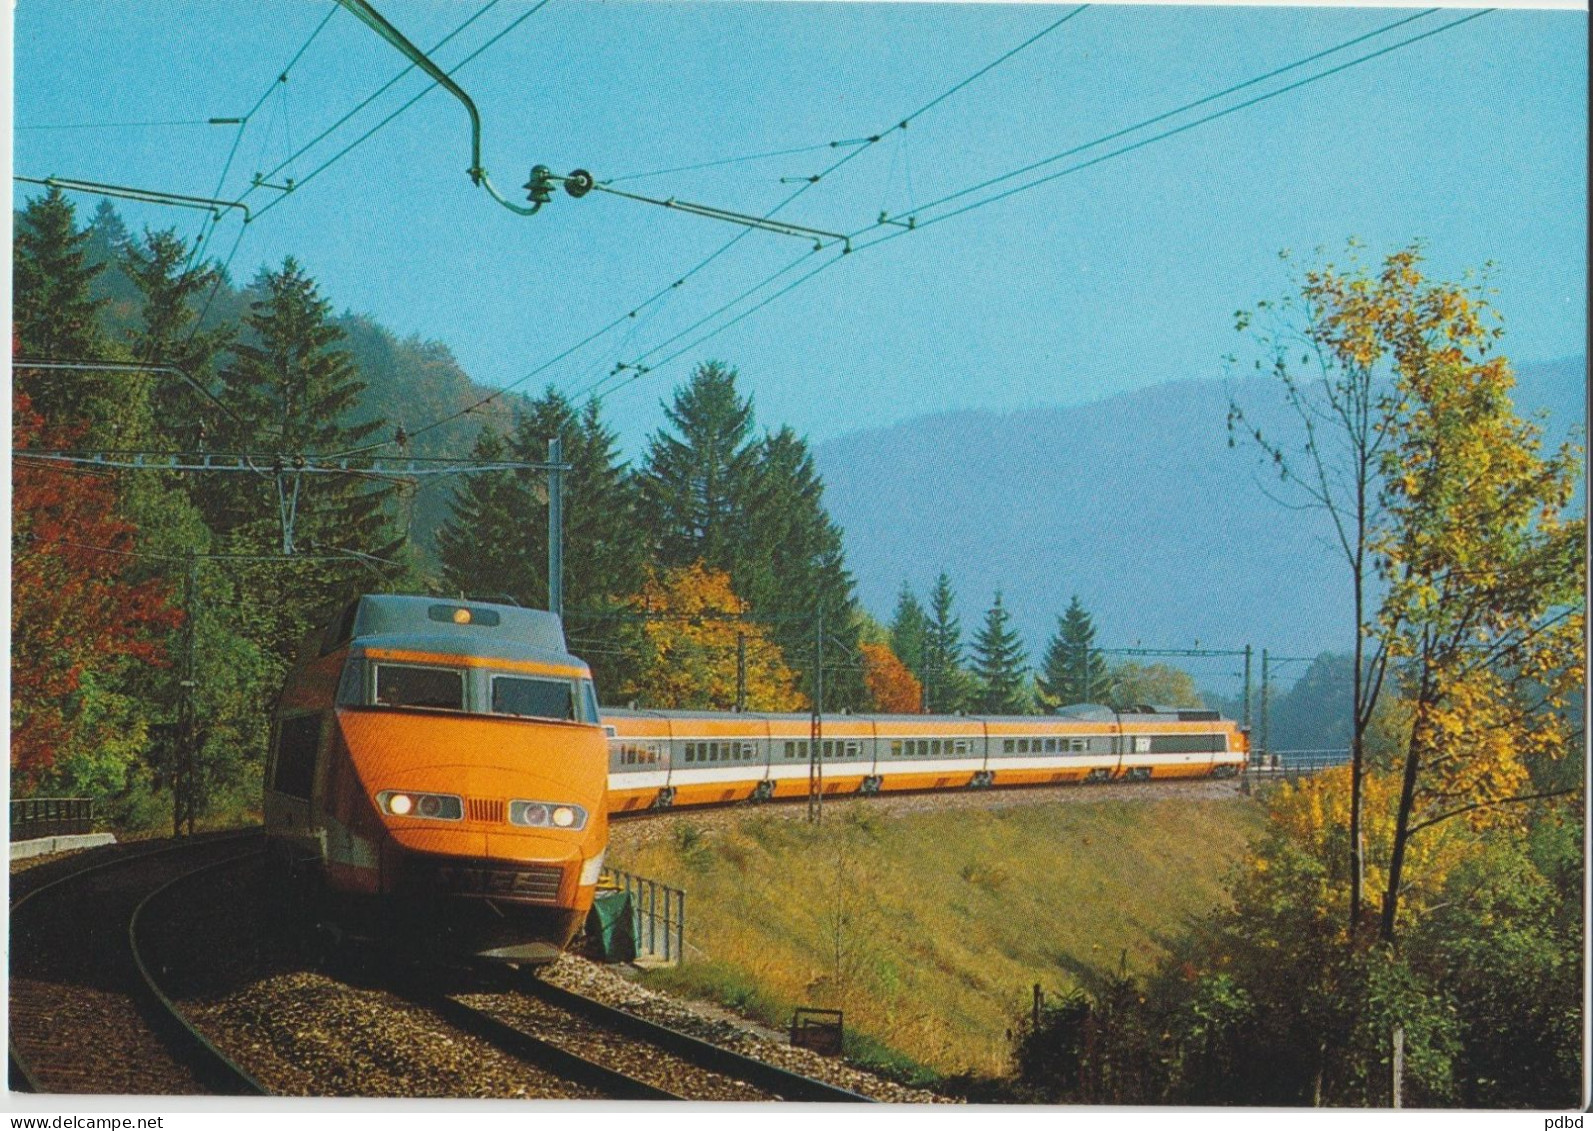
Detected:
left=377, top=791, right=463, bottom=820
left=580, top=849, right=606, bottom=886
left=509, top=800, right=588, bottom=831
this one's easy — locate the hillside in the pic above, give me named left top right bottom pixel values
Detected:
left=815, top=357, right=1586, bottom=666
left=616, top=788, right=1263, bottom=1078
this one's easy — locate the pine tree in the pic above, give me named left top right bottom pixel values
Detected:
left=210, top=257, right=402, bottom=657
left=889, top=581, right=930, bottom=688
left=971, top=591, right=1031, bottom=714
left=122, top=227, right=234, bottom=449
left=738, top=425, right=864, bottom=710
left=436, top=426, right=537, bottom=603
left=637, top=360, right=760, bottom=572
left=1037, top=595, right=1109, bottom=708
left=13, top=187, right=122, bottom=434
left=924, top=571, right=973, bottom=713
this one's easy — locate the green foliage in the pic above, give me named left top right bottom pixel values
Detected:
left=970, top=591, right=1031, bottom=714
left=889, top=581, right=930, bottom=681
left=1104, top=661, right=1203, bottom=709
left=923, top=571, right=975, bottom=713
left=1036, top=595, right=1107, bottom=708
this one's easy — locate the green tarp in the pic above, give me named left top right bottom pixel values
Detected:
left=585, top=888, right=637, bottom=962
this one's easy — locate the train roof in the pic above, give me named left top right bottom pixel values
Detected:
left=311, top=595, right=584, bottom=670
left=599, top=705, right=1233, bottom=725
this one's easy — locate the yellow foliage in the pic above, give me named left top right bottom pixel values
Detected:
left=623, top=562, right=805, bottom=711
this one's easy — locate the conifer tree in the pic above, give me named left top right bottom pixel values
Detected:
left=122, top=227, right=234, bottom=449
left=738, top=425, right=864, bottom=710
left=13, top=188, right=121, bottom=433
left=210, top=257, right=401, bottom=657
left=1037, top=595, right=1109, bottom=707
left=889, top=581, right=930, bottom=686
left=637, top=360, right=759, bottom=572
left=923, top=571, right=973, bottom=713
left=971, top=591, right=1031, bottom=714
left=436, top=427, right=536, bottom=603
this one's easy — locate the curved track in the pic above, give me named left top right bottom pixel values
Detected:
left=9, top=832, right=267, bottom=1095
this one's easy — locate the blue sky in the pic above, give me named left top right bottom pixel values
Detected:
left=12, top=2, right=1588, bottom=453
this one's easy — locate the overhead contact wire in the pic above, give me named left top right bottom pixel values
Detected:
left=593, top=9, right=1492, bottom=407
left=252, top=0, right=551, bottom=222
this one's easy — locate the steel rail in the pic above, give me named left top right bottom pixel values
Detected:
left=404, top=991, right=682, bottom=1100
left=8, top=829, right=264, bottom=1093
left=520, top=976, right=876, bottom=1103
left=128, top=852, right=271, bottom=1096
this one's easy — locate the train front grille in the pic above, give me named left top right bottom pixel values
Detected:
left=414, top=859, right=566, bottom=905
left=467, top=797, right=506, bottom=823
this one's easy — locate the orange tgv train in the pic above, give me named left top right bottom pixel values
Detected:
left=266, top=595, right=1246, bottom=962
left=264, top=595, right=609, bottom=963
left=602, top=706, right=1248, bottom=811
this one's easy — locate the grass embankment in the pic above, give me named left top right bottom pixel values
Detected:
left=615, top=794, right=1262, bottom=1081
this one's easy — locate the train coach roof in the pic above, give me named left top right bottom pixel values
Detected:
left=329, top=595, right=578, bottom=667
left=599, top=706, right=1233, bottom=725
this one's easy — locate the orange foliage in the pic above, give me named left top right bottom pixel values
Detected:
left=626, top=563, right=804, bottom=711
left=861, top=642, right=922, bottom=714
left=11, top=390, right=179, bottom=782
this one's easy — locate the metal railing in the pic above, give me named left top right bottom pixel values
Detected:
left=1249, top=749, right=1353, bottom=780
left=11, top=797, right=95, bottom=841
left=604, top=867, right=686, bottom=966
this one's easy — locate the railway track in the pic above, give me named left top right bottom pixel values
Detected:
left=9, top=832, right=267, bottom=1095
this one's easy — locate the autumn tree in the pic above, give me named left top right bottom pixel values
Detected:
left=971, top=591, right=1031, bottom=714
left=1229, top=240, right=1408, bottom=937
left=1036, top=595, right=1108, bottom=707
left=860, top=642, right=922, bottom=714
left=10, top=392, right=179, bottom=789
left=623, top=564, right=804, bottom=711
left=1365, top=249, right=1585, bottom=942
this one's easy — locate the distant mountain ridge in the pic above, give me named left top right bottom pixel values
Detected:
left=814, top=356, right=1586, bottom=670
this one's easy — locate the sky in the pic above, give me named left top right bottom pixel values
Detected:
left=11, top=1, right=1588, bottom=456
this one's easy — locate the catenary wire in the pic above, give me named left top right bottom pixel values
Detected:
left=382, top=5, right=1088, bottom=450
left=589, top=9, right=1490, bottom=409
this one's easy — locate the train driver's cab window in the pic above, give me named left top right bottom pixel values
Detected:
left=374, top=663, right=465, bottom=710
left=491, top=675, right=575, bottom=721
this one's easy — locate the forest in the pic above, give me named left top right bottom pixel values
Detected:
left=13, top=189, right=1149, bottom=829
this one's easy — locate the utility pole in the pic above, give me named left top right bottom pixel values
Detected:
left=1242, top=644, right=1252, bottom=730
left=176, top=552, right=199, bottom=837
left=735, top=632, right=747, bottom=712
left=808, top=609, right=824, bottom=824
left=547, top=436, right=563, bottom=620
left=1259, top=648, right=1270, bottom=767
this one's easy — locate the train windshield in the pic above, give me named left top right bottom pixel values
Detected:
left=374, top=663, right=465, bottom=710
left=491, top=675, right=576, bottom=721
left=489, top=675, right=601, bottom=724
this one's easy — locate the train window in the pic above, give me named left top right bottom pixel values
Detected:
left=320, top=600, right=360, bottom=657
left=1070, top=739, right=1087, bottom=753
left=1017, top=739, right=1029, bottom=754
left=376, top=664, right=464, bottom=711
left=845, top=741, right=859, bottom=758
left=1045, top=738, right=1058, bottom=753
left=685, top=743, right=696, bottom=763
left=742, top=742, right=756, bottom=760
left=580, top=681, right=601, bottom=724
left=1003, top=739, right=1015, bottom=753
left=955, top=740, right=970, bottom=755
left=491, top=676, right=574, bottom=721
left=272, top=713, right=321, bottom=799
left=335, top=658, right=364, bottom=706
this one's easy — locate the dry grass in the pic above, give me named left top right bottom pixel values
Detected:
left=613, top=792, right=1264, bottom=1078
